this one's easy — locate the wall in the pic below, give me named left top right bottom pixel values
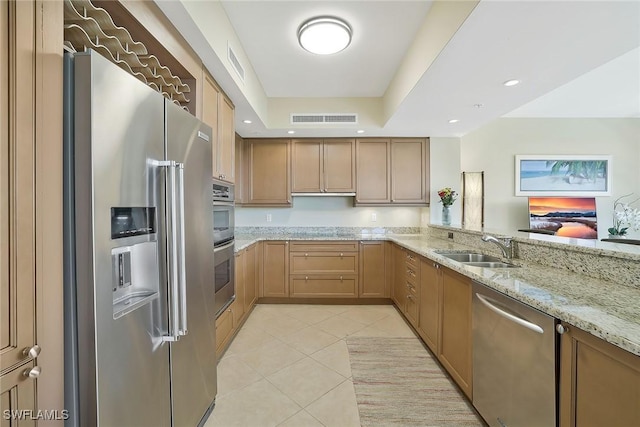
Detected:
left=429, top=137, right=462, bottom=225
left=460, top=118, right=640, bottom=238
left=236, top=196, right=428, bottom=228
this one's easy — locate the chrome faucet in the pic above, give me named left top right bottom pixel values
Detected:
left=481, top=235, right=513, bottom=259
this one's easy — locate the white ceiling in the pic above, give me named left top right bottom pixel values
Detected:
left=162, top=0, right=640, bottom=138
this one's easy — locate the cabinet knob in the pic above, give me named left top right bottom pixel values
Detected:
left=340, top=276, right=343, bottom=281
left=23, top=366, right=41, bottom=379
left=340, top=253, right=344, bottom=258
left=305, top=276, right=308, bottom=281
left=22, top=344, right=41, bottom=359
left=305, top=253, right=308, bottom=257
left=556, top=324, right=569, bottom=334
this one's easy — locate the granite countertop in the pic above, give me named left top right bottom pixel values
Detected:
left=233, top=232, right=640, bottom=357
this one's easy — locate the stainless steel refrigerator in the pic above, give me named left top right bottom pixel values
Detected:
left=63, top=50, right=217, bottom=426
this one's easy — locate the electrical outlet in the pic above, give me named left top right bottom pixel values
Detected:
left=371, top=213, right=377, bottom=222
left=266, top=214, right=272, bottom=222
left=448, top=232, right=454, bottom=239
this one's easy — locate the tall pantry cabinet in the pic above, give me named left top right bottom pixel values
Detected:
left=1, top=0, right=64, bottom=423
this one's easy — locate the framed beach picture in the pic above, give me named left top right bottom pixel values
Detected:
left=515, top=155, right=612, bottom=196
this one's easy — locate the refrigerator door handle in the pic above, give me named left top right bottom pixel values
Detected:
left=158, top=160, right=180, bottom=342
left=176, top=163, right=188, bottom=336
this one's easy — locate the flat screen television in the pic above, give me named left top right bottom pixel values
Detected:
left=528, top=197, right=598, bottom=239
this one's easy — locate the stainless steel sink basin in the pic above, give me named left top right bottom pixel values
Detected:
left=435, top=251, right=519, bottom=268
left=437, top=252, right=503, bottom=263
left=464, top=261, right=519, bottom=268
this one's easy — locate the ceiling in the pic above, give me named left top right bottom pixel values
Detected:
left=160, top=1, right=640, bottom=139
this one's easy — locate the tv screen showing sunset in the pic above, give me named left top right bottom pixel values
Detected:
left=528, top=197, right=597, bottom=239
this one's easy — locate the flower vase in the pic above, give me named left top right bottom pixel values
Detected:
left=442, top=205, right=451, bottom=225
left=608, top=234, right=626, bottom=239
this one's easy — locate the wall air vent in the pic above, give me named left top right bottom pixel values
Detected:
left=291, top=113, right=358, bottom=124
left=227, top=44, right=245, bottom=82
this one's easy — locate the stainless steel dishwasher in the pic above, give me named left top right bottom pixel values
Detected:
left=472, top=281, right=557, bottom=427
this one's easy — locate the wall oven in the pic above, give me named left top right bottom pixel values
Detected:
left=213, top=178, right=235, bottom=317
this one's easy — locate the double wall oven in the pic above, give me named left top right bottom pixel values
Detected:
left=213, top=179, right=235, bottom=318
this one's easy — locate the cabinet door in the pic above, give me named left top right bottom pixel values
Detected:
left=390, top=138, right=427, bottom=204
left=359, top=241, right=387, bottom=298
left=324, top=139, right=355, bottom=192
left=218, top=95, right=235, bottom=182
left=244, top=243, right=258, bottom=311
left=246, top=139, right=291, bottom=205
left=202, top=72, right=219, bottom=180
left=291, top=139, right=322, bottom=192
left=215, top=306, right=234, bottom=357
left=438, top=268, right=473, bottom=399
left=1, top=362, right=37, bottom=427
left=355, top=139, right=390, bottom=204
left=559, top=323, right=640, bottom=427
left=418, top=260, right=440, bottom=353
left=262, top=241, right=289, bottom=297
left=233, top=250, right=245, bottom=325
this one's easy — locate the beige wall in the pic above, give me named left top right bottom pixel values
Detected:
left=460, top=118, right=640, bottom=238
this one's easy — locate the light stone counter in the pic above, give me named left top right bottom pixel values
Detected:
left=233, top=230, right=640, bottom=357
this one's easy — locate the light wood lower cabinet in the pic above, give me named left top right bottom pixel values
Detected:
left=417, top=259, right=441, bottom=353
left=289, top=241, right=358, bottom=298
left=1, top=361, right=37, bottom=426
left=215, top=305, right=235, bottom=357
left=391, top=244, right=420, bottom=327
left=262, top=241, right=290, bottom=297
left=243, top=243, right=259, bottom=312
left=559, top=322, right=640, bottom=427
left=438, top=267, right=473, bottom=399
left=359, top=241, right=388, bottom=298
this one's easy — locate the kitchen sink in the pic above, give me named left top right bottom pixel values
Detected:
left=436, top=252, right=503, bottom=263
left=435, top=251, right=519, bottom=268
left=463, top=261, right=519, bottom=268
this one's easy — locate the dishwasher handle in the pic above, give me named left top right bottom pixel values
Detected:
left=476, top=293, right=544, bottom=334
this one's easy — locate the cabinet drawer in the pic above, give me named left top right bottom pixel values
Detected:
left=290, top=253, right=358, bottom=274
left=405, top=251, right=420, bottom=268
left=215, top=307, right=234, bottom=353
left=405, top=263, right=420, bottom=284
left=289, top=241, right=358, bottom=252
left=290, top=275, right=358, bottom=297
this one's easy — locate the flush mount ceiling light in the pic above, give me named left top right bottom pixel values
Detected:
left=287, top=130, right=296, bottom=134
left=298, top=17, right=352, bottom=55
left=448, top=119, right=459, bottom=124
left=356, top=130, right=365, bottom=134
left=242, top=119, right=252, bottom=124
left=503, top=79, right=520, bottom=87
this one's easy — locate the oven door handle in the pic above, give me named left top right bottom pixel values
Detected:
left=214, top=240, right=235, bottom=253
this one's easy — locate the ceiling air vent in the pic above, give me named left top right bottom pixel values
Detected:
left=227, top=44, right=245, bottom=82
left=290, top=113, right=358, bottom=124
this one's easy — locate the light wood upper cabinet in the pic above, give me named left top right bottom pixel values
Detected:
left=391, top=138, right=428, bottom=204
left=438, top=267, right=473, bottom=399
left=1, top=0, right=36, bottom=375
left=356, top=139, right=391, bottom=204
left=356, top=138, right=429, bottom=205
left=217, top=95, right=235, bottom=182
left=292, top=138, right=355, bottom=193
left=244, top=139, right=291, bottom=206
left=559, top=322, right=640, bottom=427
left=202, top=70, right=235, bottom=183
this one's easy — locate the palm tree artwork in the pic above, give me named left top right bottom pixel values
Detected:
left=545, top=160, right=607, bottom=184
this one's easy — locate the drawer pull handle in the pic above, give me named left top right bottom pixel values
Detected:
left=305, top=276, right=308, bottom=281
left=340, top=253, right=343, bottom=258
left=305, top=253, right=308, bottom=257
left=340, top=276, right=343, bottom=281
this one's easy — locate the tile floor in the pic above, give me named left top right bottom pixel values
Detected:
left=204, top=304, right=438, bottom=427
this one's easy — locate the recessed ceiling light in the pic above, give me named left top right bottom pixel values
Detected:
left=298, top=17, right=352, bottom=55
left=448, top=119, right=459, bottom=124
left=356, top=130, right=365, bottom=134
left=242, top=119, right=252, bottom=124
left=503, top=79, right=520, bottom=87
left=287, top=130, right=295, bottom=134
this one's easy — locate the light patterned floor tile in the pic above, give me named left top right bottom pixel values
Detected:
left=261, top=314, right=310, bottom=339
left=285, top=306, right=339, bottom=325
left=362, top=312, right=418, bottom=337
left=267, top=357, right=346, bottom=407
left=277, top=410, right=324, bottom=427
left=310, top=340, right=352, bottom=378
left=216, top=354, right=263, bottom=398
left=338, top=306, right=393, bottom=325
left=280, top=326, right=340, bottom=355
left=314, top=315, right=367, bottom=338
left=239, top=340, right=306, bottom=376
left=306, top=379, right=361, bottom=427
left=205, top=379, right=300, bottom=427
left=224, top=326, right=281, bottom=357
